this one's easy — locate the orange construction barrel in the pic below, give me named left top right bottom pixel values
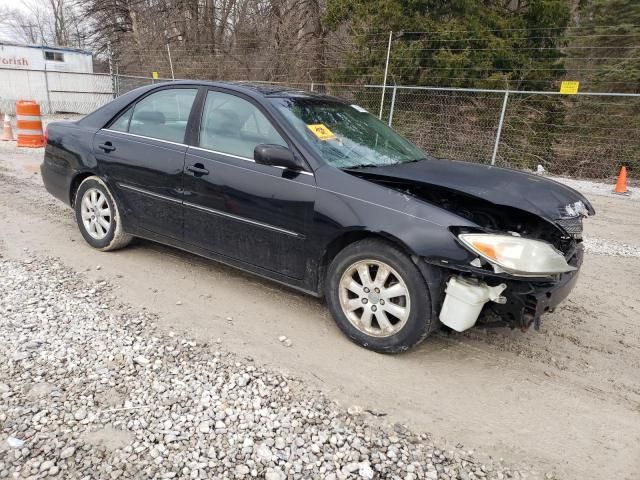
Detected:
left=16, top=100, right=44, bottom=148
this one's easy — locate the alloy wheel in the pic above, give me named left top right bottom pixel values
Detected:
left=338, top=259, right=411, bottom=338
left=80, top=188, right=111, bottom=240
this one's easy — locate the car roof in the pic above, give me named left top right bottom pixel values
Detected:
left=77, top=80, right=349, bottom=130
left=165, top=80, right=347, bottom=103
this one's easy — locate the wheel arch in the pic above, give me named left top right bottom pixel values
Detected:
left=318, top=229, right=446, bottom=322
left=317, top=229, right=417, bottom=295
left=69, top=170, right=98, bottom=207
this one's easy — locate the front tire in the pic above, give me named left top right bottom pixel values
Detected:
left=74, top=176, right=132, bottom=251
left=325, top=239, right=434, bottom=353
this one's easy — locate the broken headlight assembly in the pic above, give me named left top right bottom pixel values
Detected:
left=458, top=233, right=576, bottom=277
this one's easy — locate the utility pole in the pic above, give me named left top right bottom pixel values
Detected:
left=164, top=29, right=183, bottom=81
left=166, top=43, right=175, bottom=81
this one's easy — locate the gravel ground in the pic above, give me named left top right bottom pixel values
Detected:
left=0, top=255, right=523, bottom=480
left=583, top=238, right=640, bottom=257
left=551, top=175, right=638, bottom=201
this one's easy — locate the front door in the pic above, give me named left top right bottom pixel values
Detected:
left=94, top=87, right=198, bottom=239
left=182, top=89, right=315, bottom=279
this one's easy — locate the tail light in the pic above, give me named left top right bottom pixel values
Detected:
left=43, top=127, right=49, bottom=145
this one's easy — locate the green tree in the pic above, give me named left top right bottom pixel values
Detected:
left=324, top=0, right=571, bottom=90
left=571, top=0, right=640, bottom=94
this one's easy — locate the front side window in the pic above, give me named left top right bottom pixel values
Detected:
left=109, top=108, right=132, bottom=132
left=110, top=88, right=197, bottom=143
left=199, top=91, right=286, bottom=159
left=272, top=98, right=425, bottom=169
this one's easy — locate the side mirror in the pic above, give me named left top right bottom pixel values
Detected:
left=254, top=144, right=301, bottom=170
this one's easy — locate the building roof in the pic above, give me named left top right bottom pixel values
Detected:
left=0, top=41, right=92, bottom=56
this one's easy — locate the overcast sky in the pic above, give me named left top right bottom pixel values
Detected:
left=0, top=0, right=30, bottom=41
left=0, top=0, right=28, bottom=10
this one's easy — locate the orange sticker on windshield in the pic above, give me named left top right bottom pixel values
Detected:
left=307, top=124, right=336, bottom=141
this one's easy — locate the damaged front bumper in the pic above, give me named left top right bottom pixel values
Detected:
left=435, top=243, right=584, bottom=332
left=486, top=248, right=582, bottom=330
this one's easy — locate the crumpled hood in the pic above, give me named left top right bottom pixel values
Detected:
left=347, top=158, right=595, bottom=221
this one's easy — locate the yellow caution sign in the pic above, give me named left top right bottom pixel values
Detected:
left=560, top=81, right=579, bottom=95
left=307, top=124, right=336, bottom=141
left=152, top=71, right=159, bottom=80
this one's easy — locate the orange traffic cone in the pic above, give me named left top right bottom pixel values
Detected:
left=613, top=166, right=629, bottom=195
left=16, top=101, right=44, bottom=147
left=1, top=113, right=14, bottom=141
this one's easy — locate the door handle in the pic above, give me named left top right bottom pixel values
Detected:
left=186, top=164, right=209, bottom=176
left=98, top=142, right=116, bottom=153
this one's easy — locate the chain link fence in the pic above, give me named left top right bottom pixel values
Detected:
left=1, top=67, right=637, bottom=180
left=0, top=67, right=113, bottom=115
left=310, top=83, right=639, bottom=179
left=499, top=92, right=639, bottom=178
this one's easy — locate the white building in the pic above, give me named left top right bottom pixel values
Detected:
left=0, top=42, right=94, bottom=73
left=0, top=42, right=113, bottom=114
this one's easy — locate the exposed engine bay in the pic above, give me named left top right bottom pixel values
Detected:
left=353, top=175, right=587, bottom=333
left=368, top=177, right=582, bottom=254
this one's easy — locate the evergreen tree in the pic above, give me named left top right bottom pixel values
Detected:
left=324, top=0, right=571, bottom=89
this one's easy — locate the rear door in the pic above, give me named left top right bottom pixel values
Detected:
left=182, top=88, right=316, bottom=279
left=93, top=86, right=198, bottom=239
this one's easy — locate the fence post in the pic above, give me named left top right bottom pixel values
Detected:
left=388, top=85, right=397, bottom=126
left=43, top=65, right=53, bottom=114
left=307, top=72, right=314, bottom=91
left=166, top=43, right=175, bottom=81
left=378, top=31, right=393, bottom=119
left=491, top=90, right=509, bottom=166
left=115, top=64, right=120, bottom=96
left=107, top=42, right=116, bottom=99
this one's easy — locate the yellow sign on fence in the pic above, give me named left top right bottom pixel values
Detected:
left=152, top=71, right=159, bottom=80
left=560, top=81, right=579, bottom=95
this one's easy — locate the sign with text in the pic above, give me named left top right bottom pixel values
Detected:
left=0, top=55, right=29, bottom=68
left=560, top=81, right=580, bottom=95
left=307, top=124, right=336, bottom=141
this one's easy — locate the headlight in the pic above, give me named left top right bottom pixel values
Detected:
left=458, top=233, right=576, bottom=277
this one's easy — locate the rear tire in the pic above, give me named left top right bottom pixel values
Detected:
left=325, top=239, right=434, bottom=353
left=74, top=176, right=132, bottom=251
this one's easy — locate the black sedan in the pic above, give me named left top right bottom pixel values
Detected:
left=41, top=81, right=594, bottom=352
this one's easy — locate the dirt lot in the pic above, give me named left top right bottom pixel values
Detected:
left=1, top=138, right=639, bottom=479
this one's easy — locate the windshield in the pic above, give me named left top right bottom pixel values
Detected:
left=272, top=97, right=426, bottom=168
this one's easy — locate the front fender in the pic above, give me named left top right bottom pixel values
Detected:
left=313, top=167, right=478, bottom=264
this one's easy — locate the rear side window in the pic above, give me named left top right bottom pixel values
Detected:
left=199, top=91, right=286, bottom=159
left=110, top=88, right=197, bottom=143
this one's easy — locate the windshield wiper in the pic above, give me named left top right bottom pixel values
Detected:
left=402, top=157, right=427, bottom=164
left=342, top=163, right=381, bottom=170
left=343, top=158, right=426, bottom=170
